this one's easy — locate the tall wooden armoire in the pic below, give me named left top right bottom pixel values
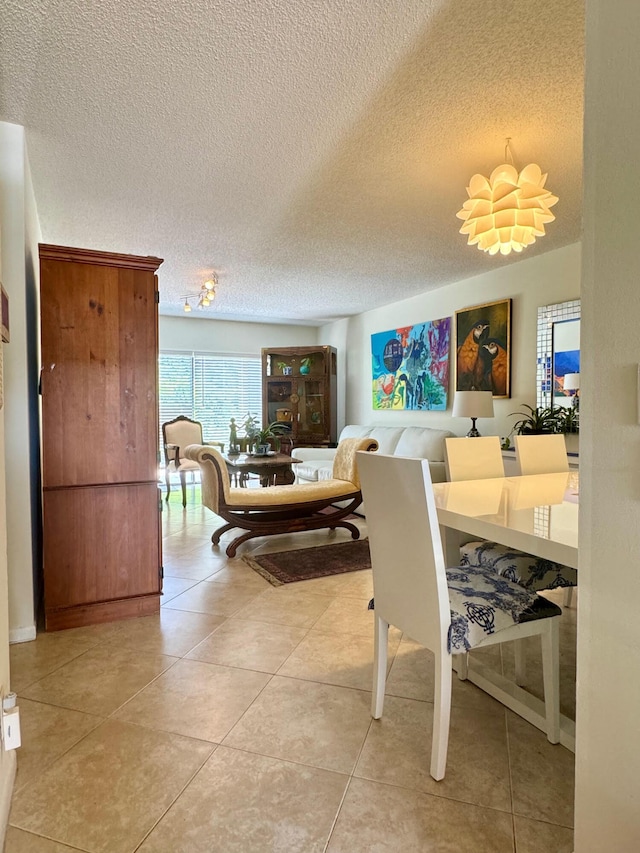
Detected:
left=39, top=244, right=163, bottom=631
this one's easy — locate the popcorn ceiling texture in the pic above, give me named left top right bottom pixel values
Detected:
left=0, top=0, right=584, bottom=325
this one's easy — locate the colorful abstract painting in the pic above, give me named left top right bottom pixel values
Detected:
left=371, top=318, right=451, bottom=410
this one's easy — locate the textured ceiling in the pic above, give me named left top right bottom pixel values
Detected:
left=1, top=0, right=584, bottom=325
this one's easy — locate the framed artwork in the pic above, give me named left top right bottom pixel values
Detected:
left=455, top=298, right=511, bottom=398
left=1, top=284, right=9, bottom=343
left=371, top=317, right=451, bottom=410
left=552, top=318, right=580, bottom=408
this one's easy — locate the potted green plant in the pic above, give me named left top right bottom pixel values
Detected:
left=556, top=406, right=579, bottom=434
left=510, top=404, right=562, bottom=435
left=242, top=413, right=289, bottom=453
left=299, top=356, right=313, bottom=375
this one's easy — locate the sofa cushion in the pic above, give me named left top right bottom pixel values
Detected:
left=366, top=427, right=405, bottom=455
left=393, top=426, right=454, bottom=462
left=338, top=425, right=371, bottom=441
left=295, top=462, right=322, bottom=482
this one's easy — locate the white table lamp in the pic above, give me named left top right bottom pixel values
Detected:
left=452, top=390, right=495, bottom=437
left=563, top=373, right=580, bottom=408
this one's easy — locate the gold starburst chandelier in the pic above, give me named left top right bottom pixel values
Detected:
left=456, top=141, right=558, bottom=256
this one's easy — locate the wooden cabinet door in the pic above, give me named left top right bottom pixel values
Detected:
left=43, top=484, right=161, bottom=630
left=40, top=257, right=159, bottom=488
left=39, top=245, right=163, bottom=630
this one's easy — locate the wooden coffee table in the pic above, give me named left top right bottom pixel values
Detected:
left=222, top=452, right=301, bottom=487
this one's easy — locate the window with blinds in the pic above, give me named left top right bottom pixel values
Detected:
left=158, top=351, right=262, bottom=452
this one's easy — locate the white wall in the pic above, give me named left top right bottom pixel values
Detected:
left=159, top=315, right=319, bottom=353
left=321, top=242, right=581, bottom=440
left=0, top=122, right=39, bottom=645
left=574, top=2, right=640, bottom=849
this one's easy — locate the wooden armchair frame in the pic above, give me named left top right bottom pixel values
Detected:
left=184, top=437, right=378, bottom=556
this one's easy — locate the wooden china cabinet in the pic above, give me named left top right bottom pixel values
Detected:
left=39, top=244, right=163, bottom=631
left=261, top=346, right=337, bottom=446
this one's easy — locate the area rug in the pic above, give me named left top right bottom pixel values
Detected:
left=242, top=538, right=371, bottom=586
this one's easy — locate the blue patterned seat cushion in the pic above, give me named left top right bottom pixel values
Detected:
left=460, top=541, right=577, bottom=592
left=368, top=564, right=558, bottom=654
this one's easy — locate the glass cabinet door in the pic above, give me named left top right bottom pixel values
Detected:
left=297, top=377, right=326, bottom=437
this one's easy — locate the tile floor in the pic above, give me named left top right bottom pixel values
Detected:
left=6, top=496, right=576, bottom=852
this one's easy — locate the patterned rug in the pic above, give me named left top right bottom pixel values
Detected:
left=242, top=538, right=371, bottom=586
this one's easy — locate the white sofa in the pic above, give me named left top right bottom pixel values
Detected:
left=293, top=424, right=455, bottom=513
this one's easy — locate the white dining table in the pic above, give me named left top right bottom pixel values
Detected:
left=431, top=471, right=579, bottom=751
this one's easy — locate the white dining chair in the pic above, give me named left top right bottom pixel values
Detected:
left=444, top=435, right=505, bottom=482
left=513, top=433, right=575, bottom=607
left=514, top=433, right=569, bottom=476
left=357, top=451, right=561, bottom=781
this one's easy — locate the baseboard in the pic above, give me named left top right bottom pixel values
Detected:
left=0, top=750, right=17, bottom=848
left=9, top=624, right=36, bottom=644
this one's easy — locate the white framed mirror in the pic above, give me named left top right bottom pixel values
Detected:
left=537, top=299, right=581, bottom=410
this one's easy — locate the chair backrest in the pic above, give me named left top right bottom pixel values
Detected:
left=514, top=434, right=569, bottom=475
left=332, top=437, right=379, bottom=486
left=162, top=416, right=204, bottom=464
left=444, top=435, right=504, bottom=481
left=357, top=452, right=451, bottom=654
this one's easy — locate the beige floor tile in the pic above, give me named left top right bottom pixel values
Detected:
left=138, top=746, right=349, bottom=853
left=232, top=586, right=334, bottom=628
left=514, top=815, right=575, bottom=852
left=311, top=596, right=377, bottom=637
left=160, top=575, right=200, bottom=603
left=9, top=633, right=99, bottom=693
left=326, top=777, right=514, bottom=853
left=163, top=579, right=262, bottom=616
left=186, top=618, right=308, bottom=673
left=21, top=644, right=177, bottom=716
left=277, top=628, right=400, bottom=691
left=355, top=694, right=511, bottom=812
left=107, top=608, right=226, bottom=657
left=296, top=567, right=373, bottom=598
left=3, top=827, right=84, bottom=852
left=9, top=719, right=213, bottom=853
left=206, top=560, right=273, bottom=590
left=385, top=638, right=506, bottom=713
left=223, top=675, right=372, bottom=774
left=161, top=559, right=219, bottom=581
left=507, top=711, right=575, bottom=827
left=113, top=658, right=270, bottom=742
left=13, top=698, right=103, bottom=791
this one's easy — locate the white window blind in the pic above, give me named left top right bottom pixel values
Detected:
left=159, top=351, right=262, bottom=450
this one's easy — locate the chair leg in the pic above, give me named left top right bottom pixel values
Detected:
left=457, top=651, right=468, bottom=681
left=431, top=651, right=453, bottom=781
left=541, top=618, right=560, bottom=744
left=180, top=471, right=187, bottom=508
left=371, top=614, right=388, bottom=719
left=563, top=586, right=575, bottom=608
left=165, top=469, right=171, bottom=502
left=514, top=640, right=527, bottom=686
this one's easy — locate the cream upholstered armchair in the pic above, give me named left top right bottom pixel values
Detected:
left=184, top=436, right=378, bottom=557
left=162, top=416, right=224, bottom=507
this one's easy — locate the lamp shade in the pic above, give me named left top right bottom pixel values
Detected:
left=452, top=390, right=494, bottom=419
left=563, top=373, right=580, bottom=391
left=456, top=163, right=558, bottom=256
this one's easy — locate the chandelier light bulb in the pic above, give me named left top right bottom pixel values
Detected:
left=204, top=278, right=216, bottom=291
left=183, top=299, right=192, bottom=313
left=456, top=163, right=558, bottom=256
